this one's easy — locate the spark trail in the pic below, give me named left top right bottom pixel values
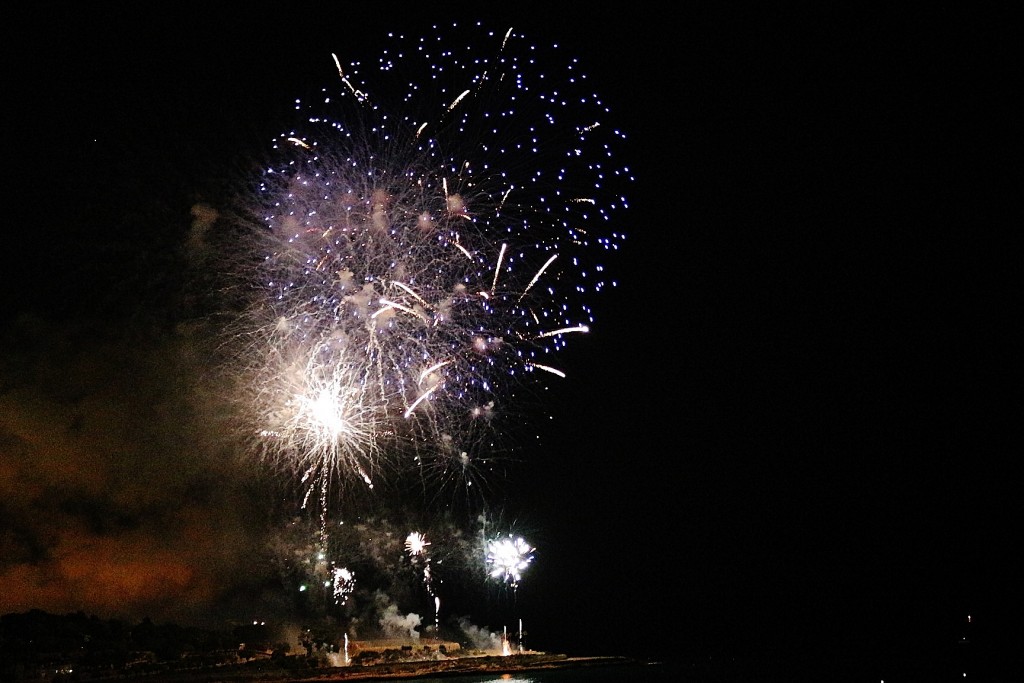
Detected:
left=406, top=531, right=440, bottom=631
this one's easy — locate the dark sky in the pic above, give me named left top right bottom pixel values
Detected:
left=3, top=2, right=1017, bottom=672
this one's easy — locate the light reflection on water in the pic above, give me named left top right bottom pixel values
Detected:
left=394, top=662, right=675, bottom=683
left=408, top=676, right=539, bottom=683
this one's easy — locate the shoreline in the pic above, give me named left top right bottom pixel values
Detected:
left=304, top=654, right=639, bottom=680
left=117, top=653, right=642, bottom=682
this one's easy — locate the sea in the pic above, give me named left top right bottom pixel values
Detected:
left=393, top=660, right=682, bottom=683
left=395, top=655, right=1021, bottom=683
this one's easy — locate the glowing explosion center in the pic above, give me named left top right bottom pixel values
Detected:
left=486, top=535, right=535, bottom=588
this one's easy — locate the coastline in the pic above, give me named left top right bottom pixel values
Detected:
left=117, top=653, right=641, bottom=682
left=302, top=654, right=638, bottom=680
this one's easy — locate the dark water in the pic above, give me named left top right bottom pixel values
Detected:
left=402, top=661, right=681, bottom=683
left=398, top=654, right=1022, bottom=683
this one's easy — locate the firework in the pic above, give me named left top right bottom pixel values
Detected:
left=283, top=534, right=358, bottom=610
left=331, top=566, right=356, bottom=605
left=405, top=531, right=430, bottom=558
left=405, top=530, right=440, bottom=631
left=217, top=24, right=629, bottom=632
left=222, top=21, right=630, bottom=511
left=405, top=530, right=436, bottom=601
left=485, top=535, right=535, bottom=589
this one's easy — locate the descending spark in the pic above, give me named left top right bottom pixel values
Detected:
left=537, top=326, right=590, bottom=338
left=404, top=384, right=441, bottom=418
left=452, top=241, right=474, bottom=261
left=331, top=53, right=367, bottom=101
left=447, top=89, right=471, bottom=112
left=491, top=243, right=507, bottom=294
left=418, top=360, right=452, bottom=384
left=518, top=254, right=558, bottom=302
left=526, top=363, right=566, bottom=378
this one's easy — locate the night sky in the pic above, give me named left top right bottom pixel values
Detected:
left=3, top=3, right=1017, bottom=674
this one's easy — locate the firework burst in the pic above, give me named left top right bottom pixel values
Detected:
left=217, top=23, right=631, bottom=611
left=486, top=535, right=535, bottom=591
